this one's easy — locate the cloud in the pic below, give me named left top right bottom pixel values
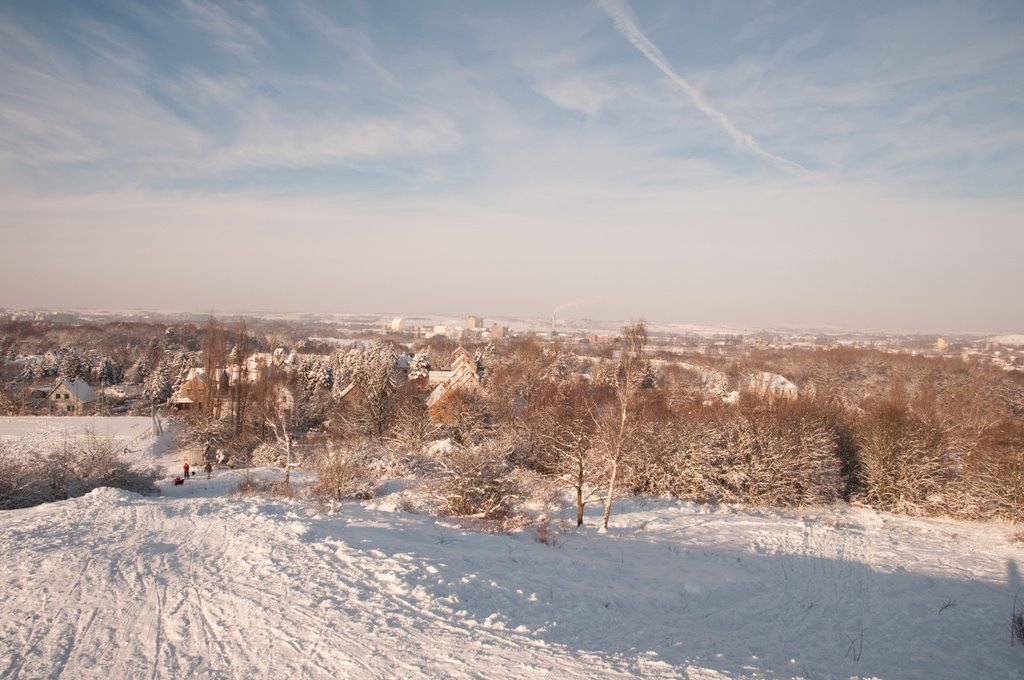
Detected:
left=292, top=1, right=399, bottom=86
left=595, top=0, right=806, bottom=172
left=181, top=0, right=267, bottom=57
left=0, top=19, right=205, bottom=173
left=532, top=76, right=615, bottom=115
left=209, top=112, right=464, bottom=169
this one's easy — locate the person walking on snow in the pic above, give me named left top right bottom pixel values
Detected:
left=183, top=459, right=190, bottom=482
left=204, top=461, right=212, bottom=480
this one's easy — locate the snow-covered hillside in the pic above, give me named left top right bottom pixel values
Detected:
left=1, top=462, right=1021, bottom=679
left=0, top=416, right=175, bottom=456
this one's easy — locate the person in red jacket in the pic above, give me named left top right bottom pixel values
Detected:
left=183, top=459, right=190, bottom=482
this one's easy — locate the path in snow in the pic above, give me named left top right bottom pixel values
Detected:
left=1, top=488, right=1021, bottom=678
left=0, top=444, right=1021, bottom=678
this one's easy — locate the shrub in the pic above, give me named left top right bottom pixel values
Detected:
left=430, top=443, right=519, bottom=518
left=0, top=433, right=158, bottom=509
left=855, top=401, right=948, bottom=514
left=312, top=443, right=374, bottom=502
left=654, top=406, right=843, bottom=508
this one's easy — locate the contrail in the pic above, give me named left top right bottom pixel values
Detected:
left=596, top=0, right=805, bottom=173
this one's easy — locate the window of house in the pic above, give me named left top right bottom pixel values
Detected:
left=66, top=405, right=72, bottom=412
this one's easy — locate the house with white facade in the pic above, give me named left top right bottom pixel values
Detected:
left=47, top=379, right=97, bottom=415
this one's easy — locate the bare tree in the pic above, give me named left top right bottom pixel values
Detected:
left=313, top=442, right=373, bottom=503
left=259, top=378, right=300, bottom=488
left=534, top=381, right=597, bottom=526
left=593, top=322, right=648, bottom=531
left=229, top=319, right=254, bottom=439
left=202, top=315, right=227, bottom=419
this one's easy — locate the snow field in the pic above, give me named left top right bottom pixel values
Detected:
left=1, top=478, right=1021, bottom=679
left=0, top=416, right=175, bottom=457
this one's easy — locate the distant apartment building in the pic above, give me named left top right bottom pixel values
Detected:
left=465, top=315, right=483, bottom=330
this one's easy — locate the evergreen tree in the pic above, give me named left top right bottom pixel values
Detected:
left=355, top=342, right=398, bottom=436
left=408, top=351, right=431, bottom=381
left=144, top=360, right=172, bottom=401
left=170, top=351, right=196, bottom=394
left=298, top=357, right=316, bottom=394
left=58, top=348, right=83, bottom=381
left=40, top=351, right=59, bottom=377
left=98, top=357, right=117, bottom=387
left=314, top=360, right=334, bottom=392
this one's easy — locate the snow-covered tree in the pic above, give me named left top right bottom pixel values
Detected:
left=314, top=360, right=334, bottom=392
left=144, top=360, right=173, bottom=402
left=58, top=347, right=84, bottom=381
left=169, top=351, right=196, bottom=395
left=125, top=357, right=150, bottom=385
left=37, top=350, right=59, bottom=378
left=299, top=356, right=334, bottom=394
left=350, top=342, right=399, bottom=437
left=332, top=347, right=362, bottom=390
left=97, top=357, right=119, bottom=387
left=259, top=381, right=300, bottom=488
left=474, top=343, right=494, bottom=384
left=408, top=351, right=431, bottom=381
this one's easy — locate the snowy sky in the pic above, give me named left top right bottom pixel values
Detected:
left=1, top=0, right=1022, bottom=332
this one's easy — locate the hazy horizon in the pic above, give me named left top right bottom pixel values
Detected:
left=2, top=1, right=1022, bottom=333
left=3, top=304, right=1021, bottom=337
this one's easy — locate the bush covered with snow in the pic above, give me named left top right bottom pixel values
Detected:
left=428, top=443, right=520, bottom=518
left=622, top=404, right=843, bottom=509
left=0, top=433, right=159, bottom=509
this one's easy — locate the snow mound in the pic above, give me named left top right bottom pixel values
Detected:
left=85, top=487, right=143, bottom=503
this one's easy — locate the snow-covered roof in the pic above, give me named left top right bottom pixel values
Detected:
left=748, top=372, right=797, bottom=391
left=426, top=369, right=480, bottom=408
left=428, top=369, right=453, bottom=386
left=183, top=367, right=206, bottom=383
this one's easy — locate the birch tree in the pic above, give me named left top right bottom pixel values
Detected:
left=594, top=322, right=648, bottom=531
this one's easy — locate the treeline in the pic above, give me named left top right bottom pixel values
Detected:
left=5, top=315, right=1021, bottom=525
left=220, top=323, right=1023, bottom=526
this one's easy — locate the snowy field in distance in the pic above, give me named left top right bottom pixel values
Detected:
left=1, top=463, right=1022, bottom=679
left=0, top=416, right=175, bottom=457
left=993, top=335, right=1024, bottom=347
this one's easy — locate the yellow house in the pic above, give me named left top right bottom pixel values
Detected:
left=171, top=367, right=229, bottom=409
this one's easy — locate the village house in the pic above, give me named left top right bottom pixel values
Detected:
left=47, top=379, right=96, bottom=415
left=426, top=347, right=482, bottom=414
left=171, top=367, right=229, bottom=410
left=746, top=371, right=799, bottom=401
